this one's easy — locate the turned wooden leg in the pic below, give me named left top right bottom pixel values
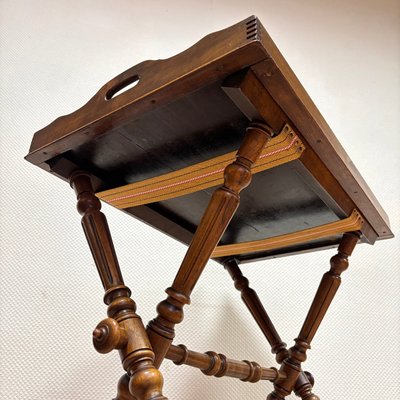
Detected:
left=224, top=258, right=289, bottom=364
left=165, top=343, right=283, bottom=382
left=147, top=122, right=274, bottom=367
left=224, top=258, right=319, bottom=399
left=70, top=172, right=167, bottom=400
left=113, top=374, right=136, bottom=400
left=268, top=232, right=359, bottom=399
left=294, top=371, right=319, bottom=400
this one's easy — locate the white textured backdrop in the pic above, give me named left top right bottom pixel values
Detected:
left=1, top=1, right=399, bottom=399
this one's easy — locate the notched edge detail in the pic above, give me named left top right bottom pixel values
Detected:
left=246, top=16, right=261, bottom=41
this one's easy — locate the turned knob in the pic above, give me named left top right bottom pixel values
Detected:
left=93, top=318, right=128, bottom=354
left=303, top=371, right=315, bottom=387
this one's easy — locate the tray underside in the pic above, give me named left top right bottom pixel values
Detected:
left=26, top=16, right=392, bottom=261
left=62, top=81, right=345, bottom=260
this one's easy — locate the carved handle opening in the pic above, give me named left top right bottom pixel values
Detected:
left=105, top=75, right=140, bottom=100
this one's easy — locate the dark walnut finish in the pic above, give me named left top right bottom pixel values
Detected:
left=70, top=171, right=166, bottom=400
left=26, top=16, right=393, bottom=399
left=268, top=233, right=359, bottom=400
left=25, top=16, right=392, bottom=250
left=147, top=122, right=273, bottom=367
left=114, top=374, right=135, bottom=400
left=166, top=344, right=283, bottom=382
left=224, top=258, right=318, bottom=400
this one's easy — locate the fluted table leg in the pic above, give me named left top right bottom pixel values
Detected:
left=70, top=171, right=167, bottom=400
left=147, top=122, right=274, bottom=367
left=224, top=258, right=319, bottom=399
left=268, top=232, right=359, bottom=399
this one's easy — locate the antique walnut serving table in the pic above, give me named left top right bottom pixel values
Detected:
left=26, top=16, right=393, bottom=399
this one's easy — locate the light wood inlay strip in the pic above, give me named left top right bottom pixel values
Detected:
left=96, top=124, right=304, bottom=209
left=212, top=209, right=364, bottom=257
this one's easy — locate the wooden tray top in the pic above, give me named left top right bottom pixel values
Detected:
left=25, top=16, right=392, bottom=262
